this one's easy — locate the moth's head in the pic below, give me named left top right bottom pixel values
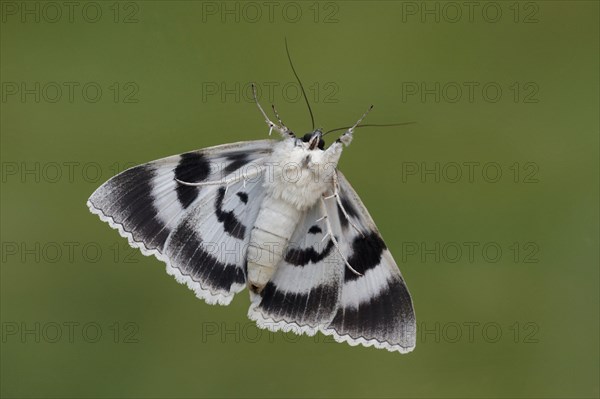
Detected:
left=299, top=129, right=325, bottom=151
left=277, top=128, right=332, bottom=172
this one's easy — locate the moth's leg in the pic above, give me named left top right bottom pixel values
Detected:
left=175, top=165, right=263, bottom=187
left=318, top=197, right=362, bottom=276
left=252, top=83, right=295, bottom=139
left=323, top=171, right=364, bottom=237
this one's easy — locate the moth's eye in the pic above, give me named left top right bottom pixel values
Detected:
left=302, top=133, right=312, bottom=142
left=318, top=139, right=325, bottom=150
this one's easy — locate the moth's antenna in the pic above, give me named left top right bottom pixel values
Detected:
left=285, top=38, right=315, bottom=131
left=323, top=122, right=417, bottom=136
left=252, top=83, right=295, bottom=138
left=351, top=105, right=373, bottom=130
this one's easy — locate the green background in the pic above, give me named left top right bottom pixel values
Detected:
left=1, top=1, right=598, bottom=398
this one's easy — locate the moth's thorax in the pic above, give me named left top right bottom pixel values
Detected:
left=263, top=138, right=339, bottom=210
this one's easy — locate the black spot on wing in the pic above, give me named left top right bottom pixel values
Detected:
left=337, top=203, right=348, bottom=229
left=90, top=164, right=170, bottom=251
left=284, top=240, right=334, bottom=266
left=340, top=195, right=359, bottom=218
left=336, top=194, right=360, bottom=230
left=328, top=277, right=415, bottom=347
left=259, top=281, right=339, bottom=324
left=345, top=232, right=387, bottom=282
left=224, top=152, right=251, bottom=175
left=237, top=192, right=248, bottom=204
left=169, top=223, right=246, bottom=291
left=175, top=152, right=211, bottom=209
left=308, top=225, right=322, bottom=235
left=215, top=187, right=246, bottom=240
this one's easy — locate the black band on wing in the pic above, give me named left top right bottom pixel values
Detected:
left=259, top=281, right=339, bottom=323
left=215, top=187, right=246, bottom=240
left=340, top=195, right=359, bottom=217
left=337, top=194, right=360, bottom=230
left=284, top=239, right=334, bottom=266
left=237, top=192, right=248, bottom=204
left=308, top=225, right=322, bottom=234
left=174, top=152, right=211, bottom=209
left=328, top=277, right=415, bottom=347
left=169, top=222, right=246, bottom=291
left=345, top=232, right=387, bottom=281
left=337, top=204, right=348, bottom=229
left=224, top=152, right=252, bottom=175
left=89, top=164, right=171, bottom=251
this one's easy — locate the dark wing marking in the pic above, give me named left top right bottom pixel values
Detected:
left=308, top=225, right=322, bottom=234
left=248, top=205, right=343, bottom=334
left=321, top=171, right=416, bottom=353
left=215, top=187, right=246, bottom=240
left=248, top=170, right=416, bottom=353
left=174, top=152, right=211, bottom=209
left=164, top=175, right=267, bottom=304
left=87, top=139, right=275, bottom=304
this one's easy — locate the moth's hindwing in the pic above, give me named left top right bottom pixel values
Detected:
left=249, top=170, right=416, bottom=353
left=163, top=176, right=267, bottom=304
left=248, top=204, right=343, bottom=336
left=87, top=139, right=275, bottom=305
left=323, top=171, right=416, bottom=352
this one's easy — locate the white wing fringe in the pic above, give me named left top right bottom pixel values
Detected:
left=247, top=299, right=415, bottom=354
left=87, top=200, right=236, bottom=306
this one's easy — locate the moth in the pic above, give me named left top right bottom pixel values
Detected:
left=88, top=57, right=416, bottom=353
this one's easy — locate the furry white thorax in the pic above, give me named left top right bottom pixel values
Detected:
left=246, top=137, right=344, bottom=290
left=263, top=137, right=343, bottom=210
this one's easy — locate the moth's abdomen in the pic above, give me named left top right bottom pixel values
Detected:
left=247, top=196, right=301, bottom=292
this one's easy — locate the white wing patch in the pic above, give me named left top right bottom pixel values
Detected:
left=88, top=137, right=416, bottom=353
left=249, top=170, right=416, bottom=353
left=87, top=139, right=275, bottom=305
left=164, top=178, right=266, bottom=304
left=248, top=204, right=342, bottom=335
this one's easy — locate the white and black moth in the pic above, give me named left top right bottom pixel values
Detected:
left=87, top=83, right=416, bottom=353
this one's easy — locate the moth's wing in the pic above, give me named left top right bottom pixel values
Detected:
left=248, top=204, right=343, bottom=335
left=249, top=170, right=416, bottom=353
left=163, top=174, right=267, bottom=305
left=87, top=139, right=273, bottom=254
left=87, top=139, right=275, bottom=305
left=321, top=170, right=416, bottom=353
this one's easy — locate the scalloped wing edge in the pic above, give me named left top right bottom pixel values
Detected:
left=247, top=301, right=415, bottom=354
left=87, top=200, right=241, bottom=306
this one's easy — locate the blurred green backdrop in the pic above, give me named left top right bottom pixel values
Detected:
left=1, top=1, right=598, bottom=398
